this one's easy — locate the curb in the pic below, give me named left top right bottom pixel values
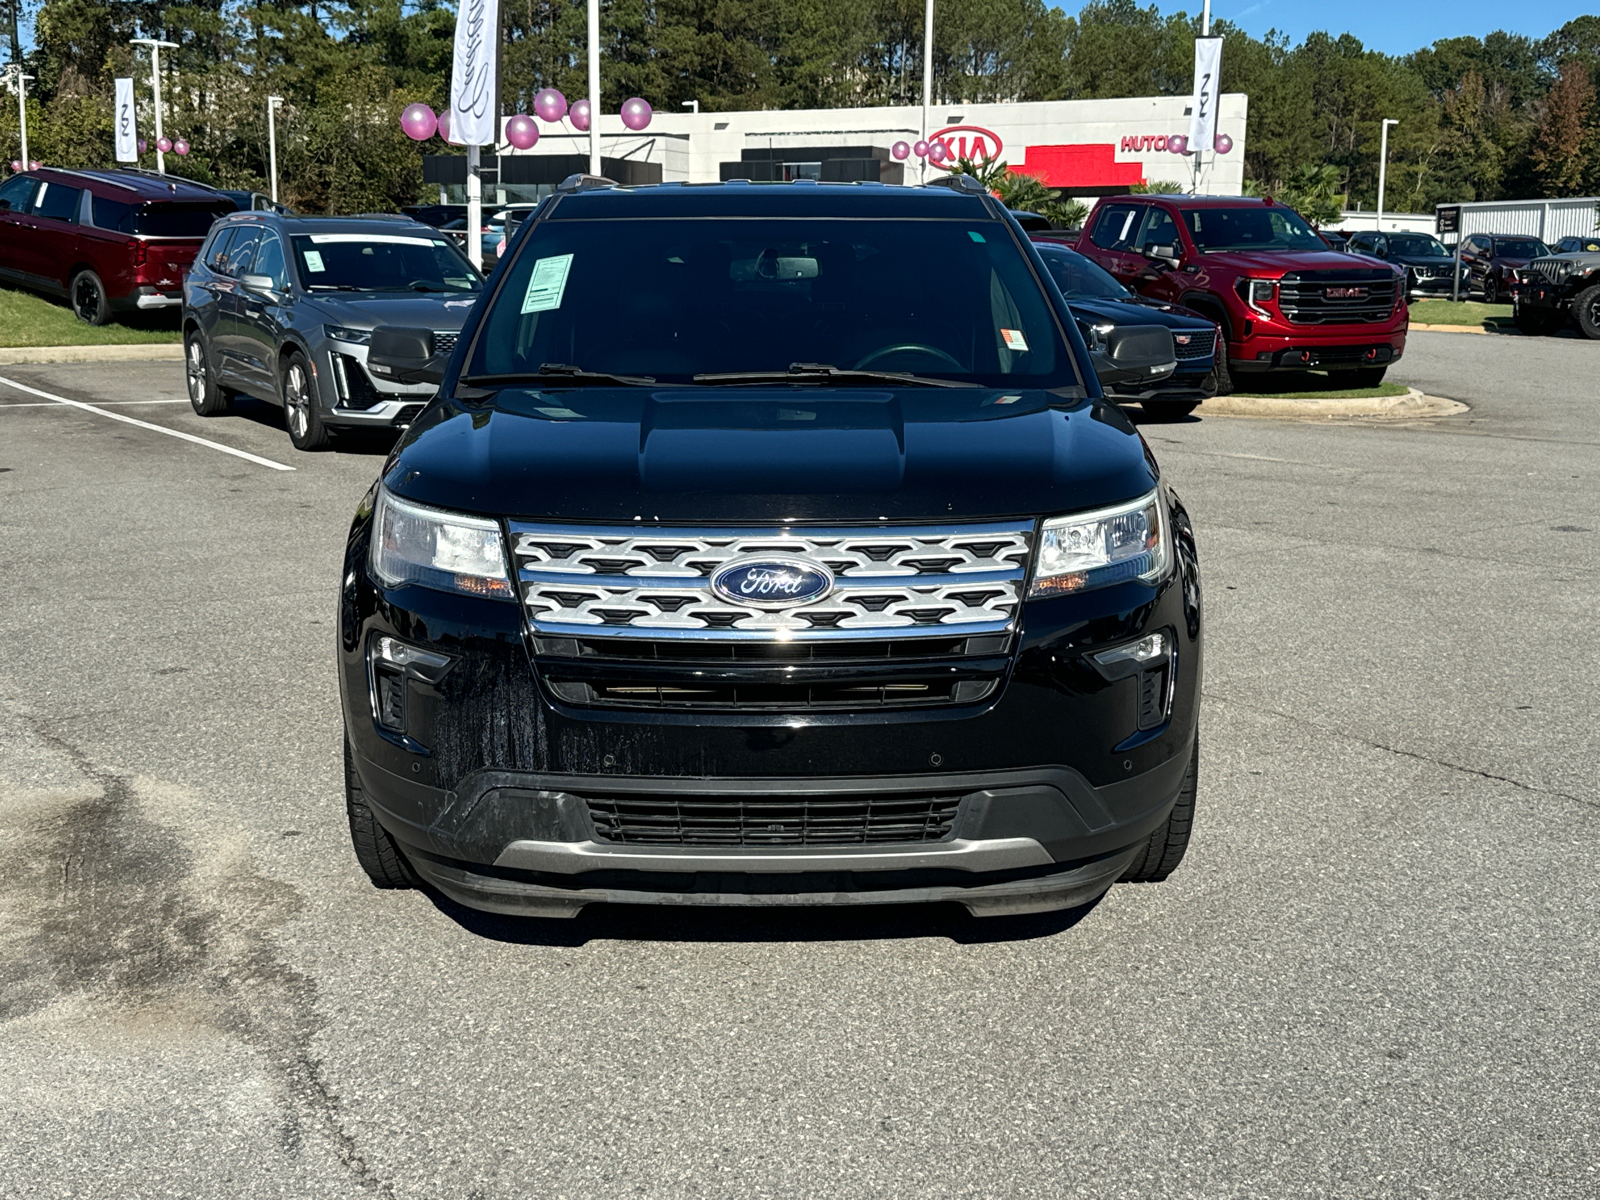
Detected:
left=0, top=343, right=185, bottom=365
left=1198, top=387, right=1467, bottom=420
left=1408, top=322, right=1514, bottom=335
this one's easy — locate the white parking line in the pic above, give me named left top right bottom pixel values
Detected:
left=0, top=398, right=191, bottom=407
left=0, top=374, right=295, bottom=472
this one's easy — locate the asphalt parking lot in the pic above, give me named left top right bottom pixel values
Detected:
left=1, top=331, right=1596, bottom=1199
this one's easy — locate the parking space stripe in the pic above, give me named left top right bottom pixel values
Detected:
left=0, top=374, right=295, bottom=472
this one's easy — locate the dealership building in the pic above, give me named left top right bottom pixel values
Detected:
left=425, top=94, right=1249, bottom=205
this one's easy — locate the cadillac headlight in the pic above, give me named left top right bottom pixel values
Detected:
left=1030, top=489, right=1171, bottom=596
left=370, top=487, right=512, bottom=599
left=325, top=325, right=372, bottom=345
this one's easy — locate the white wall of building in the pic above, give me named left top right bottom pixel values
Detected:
left=1324, top=210, right=1437, bottom=235
left=499, top=94, right=1249, bottom=196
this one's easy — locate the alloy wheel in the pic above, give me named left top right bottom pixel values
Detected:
left=286, top=365, right=310, bottom=438
left=74, top=277, right=101, bottom=322
left=186, top=340, right=206, bottom=403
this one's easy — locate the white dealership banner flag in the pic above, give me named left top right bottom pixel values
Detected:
left=449, top=0, right=500, bottom=146
left=1187, top=37, right=1223, bottom=153
left=114, top=77, right=139, bottom=163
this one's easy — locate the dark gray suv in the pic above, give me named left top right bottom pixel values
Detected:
left=181, top=212, right=483, bottom=450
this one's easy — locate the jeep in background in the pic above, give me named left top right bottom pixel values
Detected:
left=0, top=167, right=234, bottom=324
left=1075, top=195, right=1408, bottom=392
left=1514, top=246, right=1600, bottom=338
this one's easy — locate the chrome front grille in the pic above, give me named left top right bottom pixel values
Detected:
left=508, top=521, right=1035, bottom=642
left=1278, top=270, right=1399, bottom=325
left=1172, top=329, right=1217, bottom=361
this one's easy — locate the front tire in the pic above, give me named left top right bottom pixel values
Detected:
left=1574, top=285, right=1600, bottom=340
left=1482, top=274, right=1499, bottom=305
left=282, top=351, right=331, bottom=450
left=1120, top=736, right=1198, bottom=883
left=70, top=270, right=111, bottom=326
left=345, top=739, right=418, bottom=889
left=185, top=331, right=232, bottom=416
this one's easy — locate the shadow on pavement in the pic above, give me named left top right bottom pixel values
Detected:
left=425, top=886, right=1105, bottom=947
left=224, top=394, right=401, bottom=456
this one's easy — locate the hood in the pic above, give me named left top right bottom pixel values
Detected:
left=1067, top=296, right=1214, bottom=330
left=384, top=387, right=1156, bottom=524
left=1490, top=255, right=1533, bottom=269
left=1388, top=253, right=1455, bottom=268
left=303, top=291, right=479, bottom=331
left=1197, top=248, right=1375, bottom=274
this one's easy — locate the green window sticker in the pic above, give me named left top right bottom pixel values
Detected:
left=521, top=253, right=574, bottom=314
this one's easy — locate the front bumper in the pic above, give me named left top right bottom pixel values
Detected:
left=317, top=339, right=441, bottom=427
left=338, top=500, right=1204, bottom=918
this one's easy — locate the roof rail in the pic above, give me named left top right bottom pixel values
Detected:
left=555, top=173, right=618, bottom=194
left=922, top=174, right=988, bottom=195
left=344, top=213, right=416, bottom=221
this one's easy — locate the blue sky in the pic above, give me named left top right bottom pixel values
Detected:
left=1127, top=1, right=1588, bottom=56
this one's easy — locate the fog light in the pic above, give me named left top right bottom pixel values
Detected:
left=373, top=636, right=453, bottom=679
left=368, top=636, right=454, bottom=735
left=1093, top=632, right=1166, bottom=668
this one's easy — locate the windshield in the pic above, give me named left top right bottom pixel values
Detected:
left=1183, top=206, right=1327, bottom=252
left=468, top=216, right=1077, bottom=387
left=1034, top=245, right=1131, bottom=300
left=1387, top=234, right=1450, bottom=257
left=1494, top=239, right=1549, bottom=259
left=289, top=233, right=481, bottom=292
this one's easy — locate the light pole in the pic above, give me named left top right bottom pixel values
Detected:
left=267, top=95, right=283, bottom=203
left=920, top=0, right=933, bottom=184
left=131, top=38, right=180, bottom=174
left=1376, top=117, right=1398, bottom=232
left=587, top=0, right=600, bottom=174
left=3, top=64, right=31, bottom=170
left=682, top=100, right=699, bottom=114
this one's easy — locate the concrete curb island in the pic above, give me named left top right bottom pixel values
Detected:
left=1199, top=387, right=1466, bottom=420
left=0, top=343, right=185, bottom=365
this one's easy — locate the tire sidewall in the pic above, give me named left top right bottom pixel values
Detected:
left=283, top=351, right=330, bottom=450
left=71, top=271, right=110, bottom=326
left=1575, top=285, right=1600, bottom=340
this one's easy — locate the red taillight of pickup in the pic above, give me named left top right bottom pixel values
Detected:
left=125, top=239, right=146, bottom=267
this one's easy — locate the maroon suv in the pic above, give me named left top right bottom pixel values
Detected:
left=1075, top=195, right=1408, bottom=391
left=0, top=168, right=233, bottom=324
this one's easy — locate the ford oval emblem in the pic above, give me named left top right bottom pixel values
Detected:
left=710, top=557, right=835, bottom=609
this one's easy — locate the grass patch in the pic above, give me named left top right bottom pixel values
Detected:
left=1233, top=380, right=1410, bottom=400
left=1409, top=299, right=1513, bottom=328
left=0, top=285, right=182, bottom=348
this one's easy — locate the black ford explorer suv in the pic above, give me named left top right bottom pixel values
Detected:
left=339, top=176, right=1203, bottom=920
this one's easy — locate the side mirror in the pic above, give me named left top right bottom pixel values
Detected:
left=1091, top=325, right=1177, bottom=386
left=1144, top=243, right=1180, bottom=267
left=240, top=273, right=277, bottom=294
left=368, top=326, right=447, bottom=386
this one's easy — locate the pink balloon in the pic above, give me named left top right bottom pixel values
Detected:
left=927, top=141, right=949, bottom=164
left=1213, top=133, right=1233, bottom=154
left=156, top=137, right=172, bottom=153
left=438, top=109, right=454, bottom=144
left=533, top=88, right=567, bottom=123
left=569, top=99, right=591, bottom=132
left=891, top=141, right=911, bottom=161
left=1169, top=134, right=1189, bottom=154
left=400, top=103, right=437, bottom=141
left=28, top=160, right=40, bottom=170
left=137, top=138, right=147, bottom=154
left=913, top=140, right=930, bottom=158
left=620, top=97, right=652, bottom=132
left=8, top=160, right=19, bottom=171
left=505, top=113, right=540, bottom=151
left=174, top=138, right=190, bottom=156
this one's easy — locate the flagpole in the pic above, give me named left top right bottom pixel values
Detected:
left=920, top=0, right=933, bottom=185
left=588, top=0, right=600, bottom=175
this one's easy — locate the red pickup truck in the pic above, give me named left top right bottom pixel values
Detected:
left=0, top=167, right=233, bottom=324
left=1074, top=194, right=1408, bottom=391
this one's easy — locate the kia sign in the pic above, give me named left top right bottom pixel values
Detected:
left=927, top=125, right=1003, bottom=170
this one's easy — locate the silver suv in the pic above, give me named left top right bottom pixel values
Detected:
left=181, top=213, right=484, bottom=449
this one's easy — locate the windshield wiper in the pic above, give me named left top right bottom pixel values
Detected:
left=692, top=363, right=977, bottom=388
left=461, top=363, right=660, bottom=388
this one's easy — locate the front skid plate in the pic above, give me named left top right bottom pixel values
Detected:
left=409, top=845, right=1141, bottom=920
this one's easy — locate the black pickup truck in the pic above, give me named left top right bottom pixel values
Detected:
left=340, top=176, right=1203, bottom=920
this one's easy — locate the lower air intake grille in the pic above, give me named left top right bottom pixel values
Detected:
left=587, top=791, right=963, bottom=846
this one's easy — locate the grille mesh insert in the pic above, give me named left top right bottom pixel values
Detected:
left=587, top=792, right=964, bottom=846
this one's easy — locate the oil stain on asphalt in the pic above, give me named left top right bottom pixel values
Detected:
left=0, top=710, right=394, bottom=1195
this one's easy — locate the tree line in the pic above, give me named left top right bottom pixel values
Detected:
left=1, top=0, right=1597, bottom=216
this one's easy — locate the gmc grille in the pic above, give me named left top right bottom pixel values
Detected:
left=1277, top=270, right=1399, bottom=325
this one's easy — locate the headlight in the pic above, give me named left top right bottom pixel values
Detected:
left=1076, top=320, right=1115, bottom=351
left=370, top=487, right=513, bottom=599
left=1237, top=277, right=1276, bottom=316
left=325, top=325, right=372, bottom=345
left=1030, top=488, right=1170, bottom=596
